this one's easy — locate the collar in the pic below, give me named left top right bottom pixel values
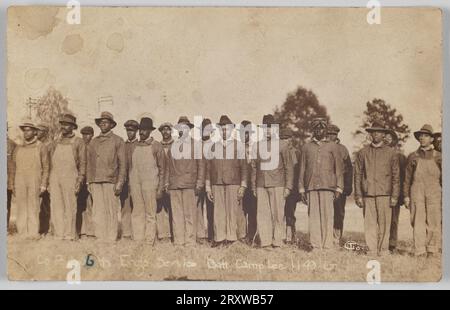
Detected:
left=312, top=137, right=327, bottom=144
left=420, top=145, right=434, bottom=152
left=127, top=137, right=138, bottom=143
left=371, top=141, right=384, bottom=148
left=24, top=137, right=38, bottom=145
left=61, top=133, right=75, bottom=139
left=99, top=130, right=113, bottom=138
left=161, top=138, right=174, bottom=146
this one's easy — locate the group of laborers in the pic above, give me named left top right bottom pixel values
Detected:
left=7, top=111, right=442, bottom=257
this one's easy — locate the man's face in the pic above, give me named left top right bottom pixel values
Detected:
left=371, top=131, right=386, bottom=144
left=60, top=122, right=74, bottom=136
left=313, top=127, right=326, bottom=140
left=36, top=129, right=47, bottom=140
left=139, top=128, right=152, bottom=141
left=98, top=119, right=113, bottom=134
left=418, top=133, right=433, bottom=148
left=22, top=127, right=36, bottom=141
left=161, top=127, right=172, bottom=140
left=327, top=133, right=338, bottom=142
left=177, top=123, right=191, bottom=139
left=221, top=125, right=233, bottom=141
left=82, top=133, right=93, bottom=144
left=434, top=136, right=442, bottom=152
left=126, top=128, right=137, bottom=141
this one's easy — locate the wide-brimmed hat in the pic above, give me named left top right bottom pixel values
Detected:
left=414, top=124, right=434, bottom=140
left=280, top=128, right=294, bottom=139
left=311, top=117, right=328, bottom=129
left=177, top=116, right=194, bottom=129
left=262, top=114, right=279, bottom=127
left=139, top=117, right=156, bottom=130
left=365, top=120, right=389, bottom=133
left=238, top=120, right=255, bottom=133
left=327, top=124, right=340, bottom=135
left=80, top=126, right=94, bottom=135
left=433, top=132, right=442, bottom=139
left=19, top=122, right=38, bottom=131
left=95, top=111, right=117, bottom=128
left=59, top=114, right=78, bottom=129
left=124, top=120, right=139, bottom=131
left=36, top=123, right=49, bottom=132
left=158, top=122, right=173, bottom=132
left=217, top=115, right=234, bottom=127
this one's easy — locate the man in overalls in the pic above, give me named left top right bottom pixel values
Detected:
left=252, top=115, right=295, bottom=248
left=78, top=126, right=95, bottom=238
left=48, top=114, right=86, bottom=240
left=36, top=123, right=52, bottom=235
left=121, top=120, right=139, bottom=239
left=129, top=117, right=166, bottom=244
left=87, top=112, right=126, bottom=242
left=11, top=122, right=50, bottom=239
left=165, top=117, right=205, bottom=246
left=205, top=115, right=248, bottom=247
left=404, top=124, right=442, bottom=258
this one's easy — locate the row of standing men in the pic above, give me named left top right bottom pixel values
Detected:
left=6, top=113, right=442, bottom=257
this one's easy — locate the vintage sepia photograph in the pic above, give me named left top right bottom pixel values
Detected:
left=5, top=6, right=443, bottom=282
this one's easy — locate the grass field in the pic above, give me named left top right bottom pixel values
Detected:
left=7, top=200, right=441, bottom=282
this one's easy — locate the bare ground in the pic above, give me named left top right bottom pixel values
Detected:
left=7, top=202, right=442, bottom=282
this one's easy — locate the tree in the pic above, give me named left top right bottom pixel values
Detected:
left=35, top=87, right=72, bottom=141
left=273, top=86, right=330, bottom=147
left=354, top=98, right=410, bottom=148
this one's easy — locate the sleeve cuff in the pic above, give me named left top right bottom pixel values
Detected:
left=241, top=181, right=247, bottom=188
left=299, top=187, right=305, bottom=193
left=336, top=187, right=343, bottom=194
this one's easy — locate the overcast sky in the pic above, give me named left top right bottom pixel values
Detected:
left=7, top=7, right=442, bottom=154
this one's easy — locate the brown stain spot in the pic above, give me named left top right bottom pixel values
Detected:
left=106, top=33, right=124, bottom=52
left=62, top=34, right=84, bottom=55
left=15, top=7, right=59, bottom=40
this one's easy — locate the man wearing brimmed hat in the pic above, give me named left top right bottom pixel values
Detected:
left=205, top=115, right=248, bottom=246
left=433, top=132, right=442, bottom=152
left=165, top=116, right=206, bottom=246
left=327, top=124, right=353, bottom=245
left=298, top=117, right=343, bottom=251
left=157, top=121, right=175, bottom=241
left=129, top=117, right=166, bottom=243
left=252, top=115, right=295, bottom=248
left=404, top=124, right=442, bottom=258
left=120, top=120, right=140, bottom=239
left=197, top=118, right=215, bottom=242
left=35, top=123, right=52, bottom=234
left=78, top=126, right=95, bottom=238
left=11, top=122, right=50, bottom=239
left=48, top=114, right=86, bottom=240
left=279, top=127, right=300, bottom=244
left=354, top=120, right=400, bottom=256
left=238, top=120, right=257, bottom=244
left=384, top=129, right=407, bottom=253
left=86, top=111, right=126, bottom=242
